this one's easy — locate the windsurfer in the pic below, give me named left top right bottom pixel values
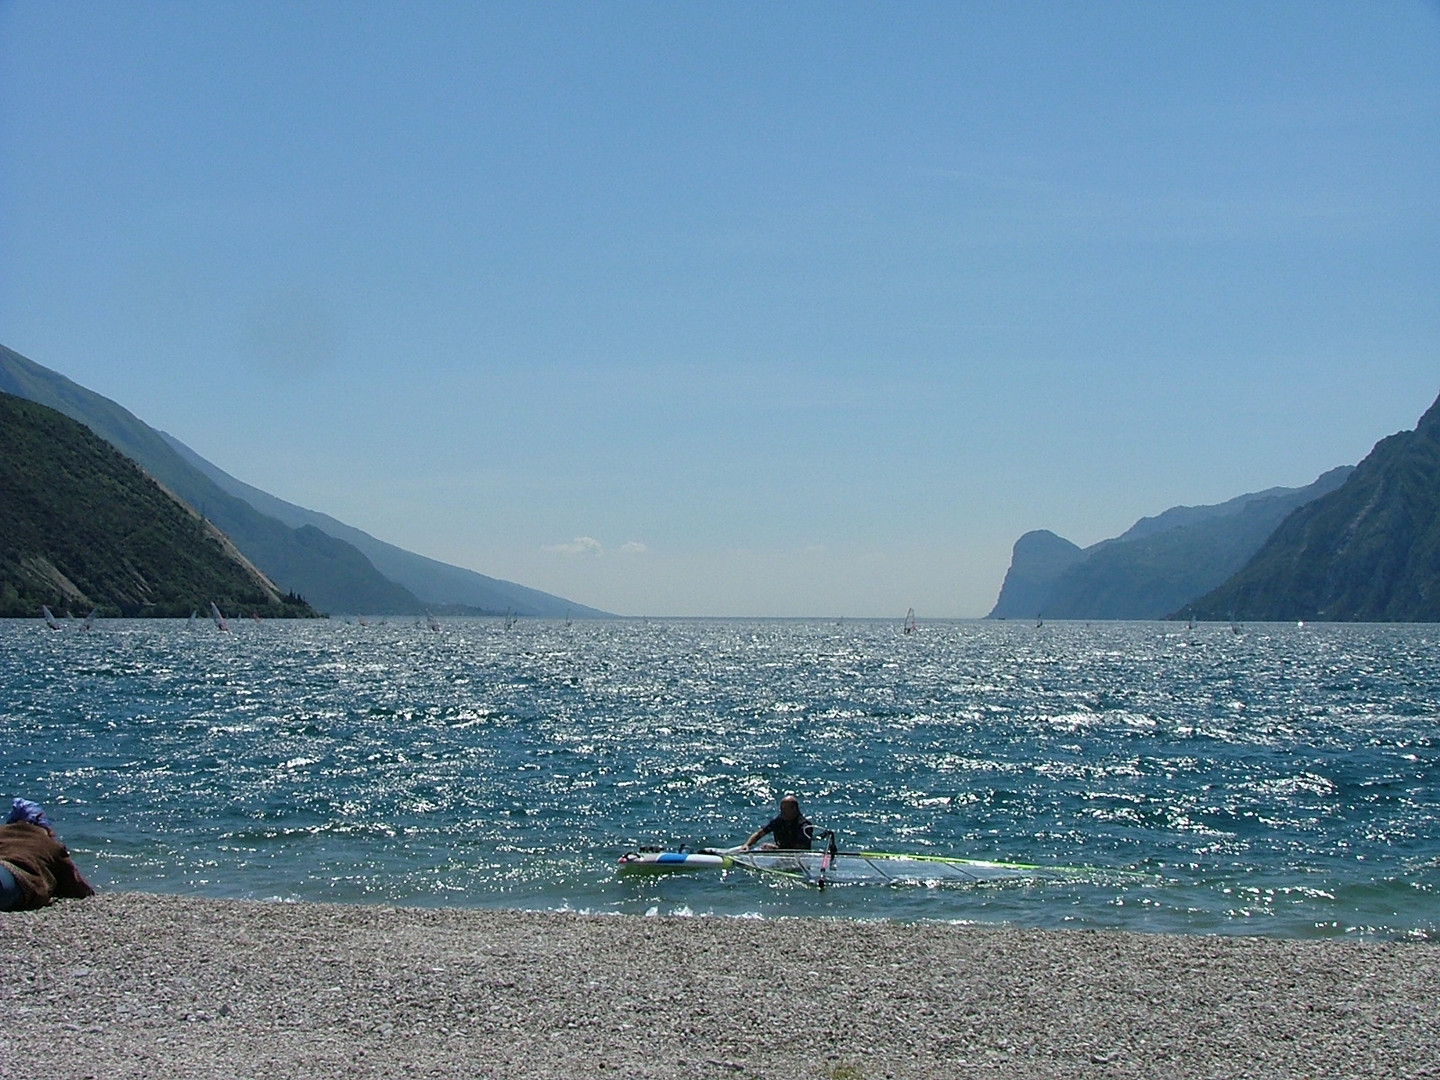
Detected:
left=742, top=794, right=815, bottom=851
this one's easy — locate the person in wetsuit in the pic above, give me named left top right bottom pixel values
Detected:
left=742, top=794, right=815, bottom=850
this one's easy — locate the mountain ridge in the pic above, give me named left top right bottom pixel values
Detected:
left=0, top=345, right=422, bottom=614
left=0, top=392, right=316, bottom=618
left=158, top=431, right=608, bottom=618
left=989, top=467, right=1353, bottom=620
left=0, top=344, right=607, bottom=617
left=1184, top=393, right=1440, bottom=621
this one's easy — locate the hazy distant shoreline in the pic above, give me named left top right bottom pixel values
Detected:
left=3, top=892, right=1436, bottom=1080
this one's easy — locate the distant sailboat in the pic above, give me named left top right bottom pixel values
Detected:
left=82, top=608, right=97, bottom=631
left=41, top=605, right=62, bottom=630
left=210, top=602, right=230, bottom=631
left=903, top=608, right=917, bottom=635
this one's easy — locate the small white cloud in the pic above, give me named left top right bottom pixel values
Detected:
left=617, top=541, right=649, bottom=556
left=543, top=536, right=604, bottom=556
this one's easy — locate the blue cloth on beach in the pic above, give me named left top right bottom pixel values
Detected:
left=6, top=799, right=51, bottom=832
left=0, top=862, right=22, bottom=912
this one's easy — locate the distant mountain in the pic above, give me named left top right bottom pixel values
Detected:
left=988, top=531, right=1085, bottom=620
left=1186, top=394, right=1440, bottom=622
left=0, top=392, right=315, bottom=618
left=0, top=344, right=605, bottom=617
left=988, top=468, right=1353, bottom=620
left=0, top=345, right=421, bottom=615
left=159, top=433, right=609, bottom=619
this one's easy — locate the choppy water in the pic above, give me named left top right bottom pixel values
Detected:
left=3, top=617, right=1437, bottom=939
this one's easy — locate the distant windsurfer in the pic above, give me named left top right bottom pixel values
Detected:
left=742, top=794, right=815, bottom=851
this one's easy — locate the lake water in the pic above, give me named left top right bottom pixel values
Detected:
left=3, top=617, right=1436, bottom=939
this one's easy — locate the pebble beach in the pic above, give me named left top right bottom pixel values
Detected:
left=2, top=893, right=1436, bottom=1080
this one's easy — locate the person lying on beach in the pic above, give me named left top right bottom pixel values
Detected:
left=742, top=794, right=815, bottom=850
left=0, top=799, right=95, bottom=912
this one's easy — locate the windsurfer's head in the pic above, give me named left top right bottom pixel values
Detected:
left=779, top=794, right=800, bottom=819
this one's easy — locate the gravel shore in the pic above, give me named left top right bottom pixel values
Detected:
left=2, top=892, right=1436, bottom=1079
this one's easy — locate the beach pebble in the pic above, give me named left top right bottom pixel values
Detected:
left=1, top=892, right=1437, bottom=1080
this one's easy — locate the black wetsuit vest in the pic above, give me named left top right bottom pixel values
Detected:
left=759, top=813, right=814, bottom=850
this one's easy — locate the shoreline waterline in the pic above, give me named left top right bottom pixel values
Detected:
left=3, top=892, right=1436, bottom=1079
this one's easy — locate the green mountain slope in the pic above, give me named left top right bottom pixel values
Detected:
left=0, top=347, right=423, bottom=616
left=988, top=469, right=1352, bottom=620
left=0, top=344, right=606, bottom=617
left=0, top=345, right=426, bottom=614
left=0, top=393, right=315, bottom=618
left=1186, top=394, right=1440, bottom=621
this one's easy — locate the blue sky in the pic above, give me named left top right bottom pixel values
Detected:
left=3, top=2, right=1437, bottom=617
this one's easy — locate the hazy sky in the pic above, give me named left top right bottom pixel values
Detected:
left=3, top=2, right=1437, bottom=617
